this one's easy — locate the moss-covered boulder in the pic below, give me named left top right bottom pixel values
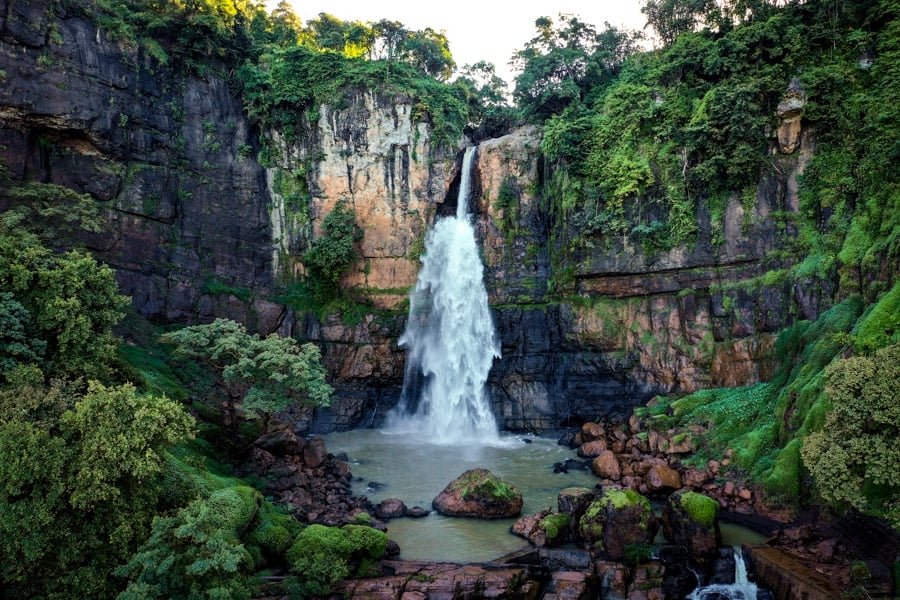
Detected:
left=511, top=510, right=571, bottom=546
left=662, top=490, right=721, bottom=559
left=432, top=468, right=523, bottom=518
left=577, top=487, right=657, bottom=560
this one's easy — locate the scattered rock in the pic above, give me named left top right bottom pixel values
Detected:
left=407, top=506, right=430, bottom=518
left=432, top=468, right=523, bottom=518
left=511, top=509, right=569, bottom=547
left=367, top=481, right=386, bottom=492
left=303, top=437, right=328, bottom=468
left=521, top=437, right=533, bottom=444
left=581, top=422, right=605, bottom=442
left=255, top=429, right=306, bottom=456
left=375, top=498, right=408, bottom=519
left=591, top=450, right=622, bottom=481
left=646, top=464, right=682, bottom=493
left=578, top=439, right=608, bottom=458
left=682, top=468, right=711, bottom=488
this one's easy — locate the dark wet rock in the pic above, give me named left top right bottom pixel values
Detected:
left=521, top=437, right=533, bottom=444
left=577, top=487, right=657, bottom=561
left=558, top=431, right=578, bottom=447
left=544, top=570, right=595, bottom=599
left=255, top=429, right=306, bottom=456
left=432, top=468, right=523, bottom=518
left=662, top=490, right=721, bottom=559
left=367, top=481, right=386, bottom=491
left=709, top=547, right=737, bottom=585
left=557, top=487, right=595, bottom=522
left=406, top=506, right=430, bottom=518
left=659, top=544, right=701, bottom=599
left=302, top=437, right=328, bottom=469
left=374, top=498, right=407, bottom=519
left=334, top=451, right=350, bottom=462
left=385, top=539, right=401, bottom=557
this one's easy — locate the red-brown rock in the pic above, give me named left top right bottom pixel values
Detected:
left=432, top=468, right=523, bottom=518
left=577, top=439, right=608, bottom=458
left=581, top=422, right=605, bottom=442
left=591, top=451, right=622, bottom=481
left=646, top=464, right=682, bottom=493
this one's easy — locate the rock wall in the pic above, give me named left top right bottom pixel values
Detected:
left=0, top=1, right=832, bottom=433
left=474, top=117, right=828, bottom=431
left=0, top=0, right=279, bottom=325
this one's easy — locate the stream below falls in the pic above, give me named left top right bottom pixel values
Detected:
left=322, top=429, right=767, bottom=563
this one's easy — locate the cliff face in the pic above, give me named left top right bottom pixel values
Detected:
left=0, top=0, right=279, bottom=325
left=474, top=118, right=825, bottom=431
left=0, top=1, right=831, bottom=433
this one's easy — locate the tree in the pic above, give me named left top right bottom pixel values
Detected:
left=402, top=28, right=455, bottom=80
left=0, top=225, right=128, bottom=382
left=641, top=0, right=721, bottom=46
left=801, top=345, right=900, bottom=528
left=161, top=319, right=331, bottom=437
left=0, top=382, right=195, bottom=598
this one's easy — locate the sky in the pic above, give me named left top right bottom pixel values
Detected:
left=264, top=0, right=648, bottom=85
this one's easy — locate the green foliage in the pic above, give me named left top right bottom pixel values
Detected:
left=679, top=491, right=718, bottom=527
left=161, top=319, right=331, bottom=435
left=623, top=542, right=654, bottom=567
left=539, top=513, right=571, bottom=540
left=455, top=469, right=520, bottom=501
left=116, top=487, right=261, bottom=599
left=286, top=524, right=388, bottom=597
left=303, top=200, right=363, bottom=296
left=801, top=345, right=900, bottom=528
left=2, top=180, right=107, bottom=241
left=0, top=225, right=128, bottom=382
left=201, top=278, right=252, bottom=302
left=0, top=382, right=195, bottom=599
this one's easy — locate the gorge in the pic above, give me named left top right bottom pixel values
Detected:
left=0, top=0, right=898, bottom=598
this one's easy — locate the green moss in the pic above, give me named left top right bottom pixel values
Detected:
left=539, top=513, right=570, bottom=540
left=201, top=278, right=252, bottom=302
left=455, top=469, right=520, bottom=501
left=679, top=492, right=718, bottom=527
left=287, top=524, right=387, bottom=596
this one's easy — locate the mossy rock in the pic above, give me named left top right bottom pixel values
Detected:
left=287, top=524, right=388, bottom=597
left=577, top=487, right=657, bottom=560
left=662, top=490, right=721, bottom=559
left=539, top=513, right=571, bottom=545
left=432, top=468, right=523, bottom=518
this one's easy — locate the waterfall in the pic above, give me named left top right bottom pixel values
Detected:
left=387, top=146, right=501, bottom=445
left=688, top=547, right=758, bottom=600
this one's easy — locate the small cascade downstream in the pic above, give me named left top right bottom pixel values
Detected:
left=688, top=547, right=759, bottom=600
left=387, top=146, right=501, bottom=445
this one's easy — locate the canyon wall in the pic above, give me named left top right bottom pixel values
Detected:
left=0, top=1, right=831, bottom=433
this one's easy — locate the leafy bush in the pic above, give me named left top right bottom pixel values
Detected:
left=801, top=345, right=900, bottom=528
left=286, top=524, right=387, bottom=597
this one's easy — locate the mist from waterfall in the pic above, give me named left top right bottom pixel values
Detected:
left=387, top=146, right=501, bottom=445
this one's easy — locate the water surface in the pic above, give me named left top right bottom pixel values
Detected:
left=323, top=429, right=597, bottom=562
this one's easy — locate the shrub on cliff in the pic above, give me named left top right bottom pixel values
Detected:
left=303, top=200, right=363, bottom=298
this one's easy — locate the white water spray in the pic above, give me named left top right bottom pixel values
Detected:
left=388, top=146, right=501, bottom=444
left=688, top=547, right=758, bottom=600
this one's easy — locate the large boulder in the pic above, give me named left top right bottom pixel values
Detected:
left=578, top=439, right=608, bottom=458
left=432, top=468, right=523, bottom=518
left=645, top=464, right=682, bottom=493
left=577, top=488, right=657, bottom=561
left=662, top=490, right=720, bottom=559
left=591, top=450, right=622, bottom=481
left=375, top=498, right=408, bottom=519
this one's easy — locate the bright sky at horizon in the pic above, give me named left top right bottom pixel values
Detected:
left=265, top=0, right=648, bottom=87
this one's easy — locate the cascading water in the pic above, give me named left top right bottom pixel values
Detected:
left=688, top=547, right=758, bottom=600
left=387, top=146, right=501, bottom=445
